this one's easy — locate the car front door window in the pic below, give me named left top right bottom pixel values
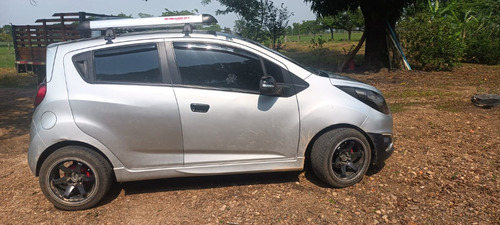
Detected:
left=173, top=43, right=265, bottom=92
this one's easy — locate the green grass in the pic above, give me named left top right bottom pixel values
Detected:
left=286, top=32, right=363, bottom=43
left=434, top=102, right=462, bottom=112
left=0, top=41, right=11, bottom=47
left=384, top=89, right=455, bottom=99
left=280, top=37, right=364, bottom=72
left=0, top=45, right=15, bottom=68
left=389, top=103, right=407, bottom=113
left=388, top=102, right=421, bottom=113
left=0, top=44, right=37, bottom=87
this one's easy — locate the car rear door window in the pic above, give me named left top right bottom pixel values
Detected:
left=94, top=44, right=162, bottom=84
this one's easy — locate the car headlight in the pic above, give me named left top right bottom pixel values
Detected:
left=336, top=86, right=391, bottom=114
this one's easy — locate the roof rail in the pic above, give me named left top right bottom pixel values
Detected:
left=77, top=14, right=217, bottom=31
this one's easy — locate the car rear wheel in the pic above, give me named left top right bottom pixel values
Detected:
left=311, top=128, right=371, bottom=188
left=39, top=146, right=112, bottom=210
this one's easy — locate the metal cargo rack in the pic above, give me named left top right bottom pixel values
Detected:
left=12, top=12, right=117, bottom=75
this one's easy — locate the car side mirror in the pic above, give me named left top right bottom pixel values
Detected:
left=259, top=75, right=282, bottom=96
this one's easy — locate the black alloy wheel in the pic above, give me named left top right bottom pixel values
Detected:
left=311, top=128, right=371, bottom=188
left=39, top=147, right=112, bottom=210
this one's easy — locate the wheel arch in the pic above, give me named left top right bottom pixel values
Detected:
left=303, top=124, right=376, bottom=167
left=35, top=141, right=115, bottom=178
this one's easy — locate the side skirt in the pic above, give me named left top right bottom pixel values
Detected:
left=113, top=158, right=304, bottom=182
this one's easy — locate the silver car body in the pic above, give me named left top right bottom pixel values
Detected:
left=28, top=32, right=393, bottom=182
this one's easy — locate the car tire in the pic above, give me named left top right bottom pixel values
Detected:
left=311, top=128, right=371, bottom=188
left=39, top=146, right=112, bottom=210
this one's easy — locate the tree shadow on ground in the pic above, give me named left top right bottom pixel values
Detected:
left=0, top=88, right=35, bottom=142
left=100, top=162, right=382, bottom=205
left=114, top=171, right=302, bottom=197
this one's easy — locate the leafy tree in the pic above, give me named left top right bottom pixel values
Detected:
left=1, top=25, right=12, bottom=35
left=290, top=20, right=322, bottom=42
left=233, top=20, right=245, bottom=34
left=233, top=19, right=264, bottom=39
left=202, top=0, right=267, bottom=42
left=319, top=8, right=363, bottom=41
left=223, top=27, right=232, bottom=33
left=0, top=25, right=13, bottom=52
left=264, top=2, right=293, bottom=49
left=304, top=0, right=416, bottom=70
left=334, top=8, right=364, bottom=41
left=201, top=24, right=223, bottom=32
left=318, top=16, right=336, bottom=40
left=300, top=20, right=323, bottom=35
left=116, top=13, right=133, bottom=18
left=292, top=22, right=303, bottom=41
left=202, top=0, right=292, bottom=48
left=286, top=26, right=293, bottom=35
left=138, top=13, right=154, bottom=18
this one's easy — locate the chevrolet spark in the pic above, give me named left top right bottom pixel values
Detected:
left=28, top=15, right=393, bottom=210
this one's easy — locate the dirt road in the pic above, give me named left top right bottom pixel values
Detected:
left=0, top=64, right=498, bottom=224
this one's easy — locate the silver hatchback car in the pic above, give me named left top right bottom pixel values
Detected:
left=28, top=15, right=393, bottom=210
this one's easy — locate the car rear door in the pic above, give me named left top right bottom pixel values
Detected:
left=64, top=41, right=184, bottom=170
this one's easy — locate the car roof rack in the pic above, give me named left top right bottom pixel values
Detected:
left=77, top=14, right=218, bottom=43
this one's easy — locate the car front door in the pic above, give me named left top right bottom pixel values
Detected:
left=169, top=42, right=300, bottom=165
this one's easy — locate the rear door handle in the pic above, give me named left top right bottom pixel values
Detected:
left=190, top=103, right=210, bottom=113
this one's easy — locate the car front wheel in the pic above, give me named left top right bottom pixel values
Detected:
left=311, top=128, right=371, bottom=188
left=39, top=146, right=112, bottom=210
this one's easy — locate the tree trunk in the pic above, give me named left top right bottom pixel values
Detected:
left=360, top=1, right=391, bottom=71
left=338, top=31, right=366, bottom=73
left=348, top=30, right=352, bottom=41
left=329, top=28, right=334, bottom=41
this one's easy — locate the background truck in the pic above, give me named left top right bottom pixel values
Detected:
left=11, top=12, right=116, bottom=82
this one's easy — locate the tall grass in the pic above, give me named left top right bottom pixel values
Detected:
left=0, top=44, right=15, bottom=68
left=0, top=44, right=37, bottom=87
left=0, top=68, right=37, bottom=88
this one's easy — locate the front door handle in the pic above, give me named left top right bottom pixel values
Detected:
left=190, top=103, right=210, bottom=113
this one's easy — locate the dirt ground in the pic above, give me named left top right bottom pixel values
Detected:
left=0, top=64, right=498, bottom=224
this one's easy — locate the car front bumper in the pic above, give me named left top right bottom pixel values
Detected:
left=368, top=133, right=394, bottom=165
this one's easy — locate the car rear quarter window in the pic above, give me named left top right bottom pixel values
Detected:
left=94, top=44, right=162, bottom=84
left=72, top=51, right=92, bottom=81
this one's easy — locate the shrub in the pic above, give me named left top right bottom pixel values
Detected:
left=398, top=13, right=465, bottom=71
left=463, top=24, right=500, bottom=65
left=309, top=35, right=328, bottom=63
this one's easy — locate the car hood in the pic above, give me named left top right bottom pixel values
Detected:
left=310, top=69, right=382, bottom=95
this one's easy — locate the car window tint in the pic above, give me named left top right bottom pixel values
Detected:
left=264, top=59, right=284, bottom=83
left=72, top=51, right=92, bottom=81
left=94, top=44, right=162, bottom=83
left=173, top=43, right=264, bottom=91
